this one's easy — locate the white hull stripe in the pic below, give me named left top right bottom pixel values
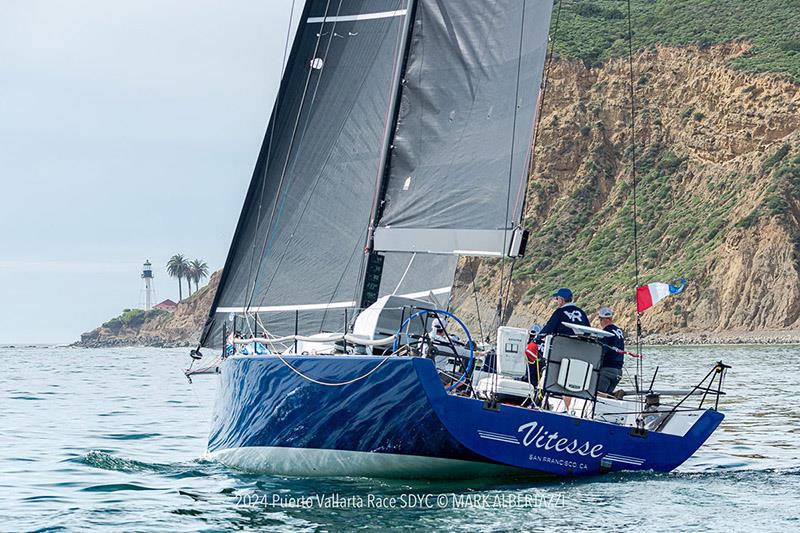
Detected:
left=477, top=431, right=520, bottom=445
left=604, top=453, right=645, bottom=462
left=604, top=458, right=643, bottom=466
left=215, top=287, right=450, bottom=314
left=307, top=9, right=406, bottom=24
left=604, top=454, right=645, bottom=465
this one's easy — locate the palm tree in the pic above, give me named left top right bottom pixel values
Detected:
left=188, top=259, right=209, bottom=293
left=166, top=254, right=189, bottom=301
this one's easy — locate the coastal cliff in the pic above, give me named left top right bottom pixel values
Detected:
left=78, top=271, right=220, bottom=347
left=450, top=42, right=800, bottom=342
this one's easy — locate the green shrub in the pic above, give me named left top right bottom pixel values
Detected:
left=763, top=143, right=791, bottom=172
left=735, top=210, right=759, bottom=229
left=552, top=0, right=800, bottom=82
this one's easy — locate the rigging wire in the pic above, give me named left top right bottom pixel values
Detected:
left=250, top=1, right=410, bottom=330
left=495, top=0, right=530, bottom=334
left=626, top=0, right=645, bottom=417
left=503, top=0, right=563, bottom=326
left=468, top=259, right=486, bottom=343
left=251, top=11, right=404, bottom=311
left=242, top=0, right=338, bottom=326
left=318, top=231, right=366, bottom=333
left=530, top=0, right=562, bottom=181
left=242, top=0, right=299, bottom=321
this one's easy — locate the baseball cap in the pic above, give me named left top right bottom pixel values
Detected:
left=552, top=288, right=573, bottom=302
left=598, top=307, right=614, bottom=318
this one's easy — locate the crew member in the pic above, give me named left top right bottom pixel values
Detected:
left=536, top=288, right=590, bottom=341
left=597, top=306, right=625, bottom=394
left=525, top=324, right=544, bottom=386
left=426, top=318, right=470, bottom=371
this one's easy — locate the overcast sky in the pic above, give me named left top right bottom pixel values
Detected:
left=0, top=1, right=298, bottom=343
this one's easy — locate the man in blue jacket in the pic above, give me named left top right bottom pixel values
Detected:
left=536, top=288, right=590, bottom=340
left=597, top=306, right=625, bottom=394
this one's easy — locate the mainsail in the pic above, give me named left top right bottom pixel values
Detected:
left=373, top=0, right=553, bottom=256
left=200, top=0, right=553, bottom=347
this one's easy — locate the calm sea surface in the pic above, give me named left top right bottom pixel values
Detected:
left=1, top=345, right=798, bottom=532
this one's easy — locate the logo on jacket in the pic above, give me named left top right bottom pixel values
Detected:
left=564, top=310, right=583, bottom=323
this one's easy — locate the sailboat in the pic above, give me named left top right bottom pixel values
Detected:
left=193, top=0, right=728, bottom=478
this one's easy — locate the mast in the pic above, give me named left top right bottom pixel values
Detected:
left=359, top=0, right=418, bottom=310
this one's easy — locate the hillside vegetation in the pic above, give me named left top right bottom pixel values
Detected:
left=554, top=0, right=800, bottom=82
left=453, top=2, right=800, bottom=338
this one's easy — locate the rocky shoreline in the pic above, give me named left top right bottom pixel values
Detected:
left=74, top=271, right=220, bottom=349
left=72, top=328, right=800, bottom=349
left=74, top=336, right=195, bottom=349
left=642, top=331, right=800, bottom=346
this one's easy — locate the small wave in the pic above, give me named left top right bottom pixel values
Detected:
left=103, top=432, right=161, bottom=441
left=80, top=482, right=161, bottom=492
left=22, top=495, right=68, bottom=503
left=74, top=450, right=171, bottom=474
left=75, top=450, right=215, bottom=480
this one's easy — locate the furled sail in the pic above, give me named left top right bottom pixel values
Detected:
left=373, top=0, right=553, bottom=257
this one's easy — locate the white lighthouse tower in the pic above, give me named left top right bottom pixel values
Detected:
left=141, top=260, right=154, bottom=310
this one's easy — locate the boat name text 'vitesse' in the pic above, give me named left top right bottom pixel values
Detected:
left=518, top=421, right=604, bottom=457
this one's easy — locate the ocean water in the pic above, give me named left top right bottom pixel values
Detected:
left=1, top=345, right=798, bottom=532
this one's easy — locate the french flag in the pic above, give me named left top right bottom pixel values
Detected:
left=637, top=278, right=686, bottom=313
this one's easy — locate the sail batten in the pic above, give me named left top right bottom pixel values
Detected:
left=307, top=9, right=407, bottom=23
left=374, top=227, right=512, bottom=256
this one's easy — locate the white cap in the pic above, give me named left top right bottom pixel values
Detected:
left=598, top=307, right=613, bottom=318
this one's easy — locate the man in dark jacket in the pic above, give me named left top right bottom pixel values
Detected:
left=536, top=288, right=590, bottom=340
left=597, top=306, right=625, bottom=394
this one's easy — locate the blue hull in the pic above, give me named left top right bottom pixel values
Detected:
left=209, top=355, right=723, bottom=478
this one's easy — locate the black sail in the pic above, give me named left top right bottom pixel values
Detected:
left=373, top=0, right=553, bottom=256
left=201, top=0, right=554, bottom=347
left=201, top=0, right=412, bottom=346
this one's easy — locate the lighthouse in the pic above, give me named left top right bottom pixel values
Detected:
left=142, top=260, right=154, bottom=310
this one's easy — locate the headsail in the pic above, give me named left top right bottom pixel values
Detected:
left=201, top=0, right=414, bottom=346
left=373, top=0, right=553, bottom=257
